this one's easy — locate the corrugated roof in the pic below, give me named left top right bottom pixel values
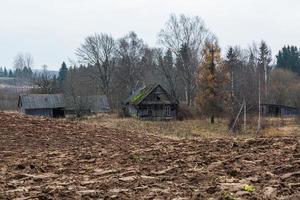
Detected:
left=19, top=94, right=65, bottom=109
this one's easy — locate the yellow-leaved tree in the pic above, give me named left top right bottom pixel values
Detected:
left=196, top=37, right=229, bottom=123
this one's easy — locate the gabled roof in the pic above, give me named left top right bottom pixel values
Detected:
left=18, top=94, right=65, bottom=109
left=126, top=84, right=157, bottom=105
left=125, top=84, right=178, bottom=105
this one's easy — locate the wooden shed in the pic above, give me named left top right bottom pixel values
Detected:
left=18, top=94, right=65, bottom=118
left=124, top=84, right=178, bottom=120
left=65, top=95, right=111, bottom=115
left=260, top=104, right=299, bottom=116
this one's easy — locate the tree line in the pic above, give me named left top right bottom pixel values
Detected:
left=0, top=67, right=15, bottom=78
left=6, top=14, right=300, bottom=123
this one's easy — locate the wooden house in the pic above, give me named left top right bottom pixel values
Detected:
left=124, top=84, right=178, bottom=120
left=18, top=94, right=65, bottom=118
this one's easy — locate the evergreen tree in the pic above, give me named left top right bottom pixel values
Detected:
left=3, top=68, right=8, bottom=77
left=258, top=41, right=272, bottom=98
left=8, top=70, right=13, bottom=77
left=0, top=67, right=3, bottom=77
left=163, top=49, right=177, bottom=98
left=276, top=45, right=300, bottom=74
left=225, top=47, right=239, bottom=118
left=58, top=62, right=68, bottom=87
left=51, top=75, right=58, bottom=93
left=176, top=43, right=196, bottom=106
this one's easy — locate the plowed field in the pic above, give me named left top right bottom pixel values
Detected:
left=1, top=112, right=300, bottom=199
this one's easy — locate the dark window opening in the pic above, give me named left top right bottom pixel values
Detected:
left=53, top=108, right=65, bottom=118
left=165, top=106, right=171, bottom=116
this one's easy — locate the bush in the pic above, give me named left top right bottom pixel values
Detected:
left=177, top=104, right=194, bottom=121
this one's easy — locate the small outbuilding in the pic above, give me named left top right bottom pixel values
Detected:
left=124, top=84, right=178, bottom=120
left=18, top=94, right=65, bottom=118
left=18, top=94, right=111, bottom=118
left=65, top=95, right=111, bottom=115
left=260, top=104, right=299, bottom=116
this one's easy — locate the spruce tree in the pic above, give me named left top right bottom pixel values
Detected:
left=276, top=45, right=300, bottom=74
left=58, top=62, right=68, bottom=87
left=258, top=41, right=272, bottom=98
left=8, top=70, right=13, bottom=77
left=3, top=68, right=8, bottom=77
left=225, top=47, right=239, bottom=119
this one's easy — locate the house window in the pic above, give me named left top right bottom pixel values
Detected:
left=165, top=105, right=171, bottom=116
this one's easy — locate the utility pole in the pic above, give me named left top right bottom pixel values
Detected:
left=209, top=45, right=216, bottom=124
left=257, top=65, right=261, bottom=133
left=243, top=98, right=247, bottom=133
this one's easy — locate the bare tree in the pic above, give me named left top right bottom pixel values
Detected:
left=33, top=65, right=53, bottom=94
left=116, top=32, right=146, bottom=94
left=13, top=53, right=34, bottom=70
left=158, top=14, right=210, bottom=105
left=63, top=66, right=95, bottom=117
left=158, top=14, right=208, bottom=54
left=13, top=52, right=34, bottom=86
left=76, top=33, right=116, bottom=97
left=153, top=48, right=178, bottom=98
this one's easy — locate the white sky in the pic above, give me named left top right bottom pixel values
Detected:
left=1, top=0, right=300, bottom=70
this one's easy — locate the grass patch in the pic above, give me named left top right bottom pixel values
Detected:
left=82, top=114, right=300, bottom=139
left=85, top=114, right=235, bottom=139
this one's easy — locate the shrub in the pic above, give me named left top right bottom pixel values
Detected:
left=177, top=104, right=194, bottom=121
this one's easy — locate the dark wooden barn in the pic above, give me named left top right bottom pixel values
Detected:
left=260, top=104, right=299, bottom=116
left=124, top=84, right=178, bottom=120
left=18, top=94, right=65, bottom=118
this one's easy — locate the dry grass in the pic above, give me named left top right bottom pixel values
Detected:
left=82, top=114, right=300, bottom=139
left=262, top=117, right=300, bottom=137
left=84, top=114, right=229, bottom=139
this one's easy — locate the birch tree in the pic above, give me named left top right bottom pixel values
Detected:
left=258, top=41, right=272, bottom=99
left=158, top=14, right=209, bottom=105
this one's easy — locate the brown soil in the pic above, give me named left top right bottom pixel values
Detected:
left=0, top=112, right=300, bottom=199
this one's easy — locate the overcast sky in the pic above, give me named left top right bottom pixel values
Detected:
left=1, top=0, right=300, bottom=70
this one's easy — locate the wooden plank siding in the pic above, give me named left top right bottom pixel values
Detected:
left=124, top=84, right=178, bottom=120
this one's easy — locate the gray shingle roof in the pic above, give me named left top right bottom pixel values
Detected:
left=18, top=94, right=110, bottom=112
left=18, top=94, right=65, bottom=109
